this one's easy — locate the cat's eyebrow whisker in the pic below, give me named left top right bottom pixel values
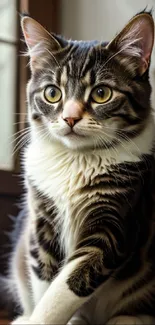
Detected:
left=39, top=57, right=55, bottom=71
left=46, top=48, right=61, bottom=70
left=103, top=37, right=142, bottom=68
left=102, top=48, right=125, bottom=68
left=40, top=68, right=55, bottom=75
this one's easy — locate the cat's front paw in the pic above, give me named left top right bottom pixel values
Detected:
left=11, top=315, right=32, bottom=325
left=67, top=316, right=89, bottom=325
left=107, top=316, right=144, bottom=325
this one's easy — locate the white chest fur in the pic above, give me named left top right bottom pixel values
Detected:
left=25, top=119, right=154, bottom=256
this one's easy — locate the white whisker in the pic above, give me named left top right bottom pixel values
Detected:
left=46, top=48, right=61, bottom=69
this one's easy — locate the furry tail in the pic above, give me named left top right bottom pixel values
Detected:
left=0, top=275, right=13, bottom=308
left=0, top=274, right=21, bottom=317
left=0, top=208, right=27, bottom=316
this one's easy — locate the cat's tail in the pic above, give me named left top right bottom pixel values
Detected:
left=0, top=274, right=13, bottom=308
left=0, top=209, right=27, bottom=315
left=0, top=273, right=21, bottom=319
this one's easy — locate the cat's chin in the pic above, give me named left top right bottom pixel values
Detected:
left=57, top=133, right=96, bottom=150
left=48, top=127, right=92, bottom=150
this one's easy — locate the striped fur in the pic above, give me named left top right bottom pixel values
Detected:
left=10, top=11, right=155, bottom=325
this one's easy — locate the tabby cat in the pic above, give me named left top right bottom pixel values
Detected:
left=10, top=10, right=155, bottom=325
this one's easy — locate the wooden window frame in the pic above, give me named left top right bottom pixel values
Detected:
left=0, top=0, right=60, bottom=195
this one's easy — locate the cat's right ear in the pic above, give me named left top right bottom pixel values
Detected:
left=21, top=16, right=61, bottom=70
left=106, top=12, right=154, bottom=76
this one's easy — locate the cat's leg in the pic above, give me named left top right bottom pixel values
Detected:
left=28, top=256, right=89, bottom=324
left=13, top=236, right=34, bottom=315
left=30, top=268, right=50, bottom=306
left=12, top=185, right=61, bottom=324
left=28, top=232, right=51, bottom=306
left=12, top=257, right=87, bottom=325
left=68, top=310, right=89, bottom=325
left=106, top=315, right=155, bottom=325
left=12, top=187, right=126, bottom=324
left=67, top=316, right=89, bottom=325
left=24, top=204, right=127, bottom=325
left=11, top=233, right=34, bottom=324
left=28, top=248, right=113, bottom=325
left=26, top=184, right=61, bottom=306
left=138, top=315, right=155, bottom=324
left=11, top=254, right=50, bottom=325
left=11, top=316, right=31, bottom=325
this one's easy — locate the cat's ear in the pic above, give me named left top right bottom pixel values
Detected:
left=21, top=16, right=61, bottom=70
left=107, top=12, right=154, bottom=76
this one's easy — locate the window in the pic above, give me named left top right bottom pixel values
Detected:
left=0, top=0, right=60, bottom=191
left=0, top=2, right=60, bottom=315
left=0, top=0, right=18, bottom=170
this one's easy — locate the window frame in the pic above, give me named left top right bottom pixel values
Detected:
left=0, top=0, right=60, bottom=195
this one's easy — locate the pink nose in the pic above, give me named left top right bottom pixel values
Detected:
left=62, top=100, right=83, bottom=127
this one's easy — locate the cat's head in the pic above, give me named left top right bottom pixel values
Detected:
left=21, top=11, right=154, bottom=151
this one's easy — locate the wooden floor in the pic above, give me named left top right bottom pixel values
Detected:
left=0, top=311, right=10, bottom=325
left=0, top=318, right=10, bottom=324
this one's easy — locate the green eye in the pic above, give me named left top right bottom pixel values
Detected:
left=44, top=85, right=62, bottom=103
left=91, top=86, right=112, bottom=104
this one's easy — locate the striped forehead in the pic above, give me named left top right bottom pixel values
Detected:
left=57, top=43, right=107, bottom=97
left=82, top=71, right=92, bottom=84
left=60, top=65, right=92, bottom=86
left=60, top=66, right=68, bottom=86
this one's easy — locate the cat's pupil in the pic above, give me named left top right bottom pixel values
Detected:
left=50, top=88, right=56, bottom=98
left=97, top=88, right=104, bottom=98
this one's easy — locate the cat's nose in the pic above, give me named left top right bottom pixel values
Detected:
left=62, top=100, right=83, bottom=127
left=63, top=117, right=81, bottom=127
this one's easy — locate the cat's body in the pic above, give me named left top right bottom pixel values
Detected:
left=9, top=11, right=155, bottom=325
left=13, top=126, right=155, bottom=324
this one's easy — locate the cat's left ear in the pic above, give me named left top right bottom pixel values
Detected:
left=21, top=16, right=62, bottom=70
left=107, top=12, right=154, bottom=76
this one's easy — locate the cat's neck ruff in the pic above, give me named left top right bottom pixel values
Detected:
left=25, top=116, right=154, bottom=201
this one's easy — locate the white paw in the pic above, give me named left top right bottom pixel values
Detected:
left=107, top=316, right=144, bottom=325
left=11, top=315, right=31, bottom=325
left=67, top=316, right=89, bottom=325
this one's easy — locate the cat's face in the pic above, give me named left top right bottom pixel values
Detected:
left=22, top=12, right=154, bottom=150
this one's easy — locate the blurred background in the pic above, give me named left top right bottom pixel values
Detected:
left=0, top=0, right=155, bottom=321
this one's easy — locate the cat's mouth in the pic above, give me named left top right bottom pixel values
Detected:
left=65, top=129, right=85, bottom=137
